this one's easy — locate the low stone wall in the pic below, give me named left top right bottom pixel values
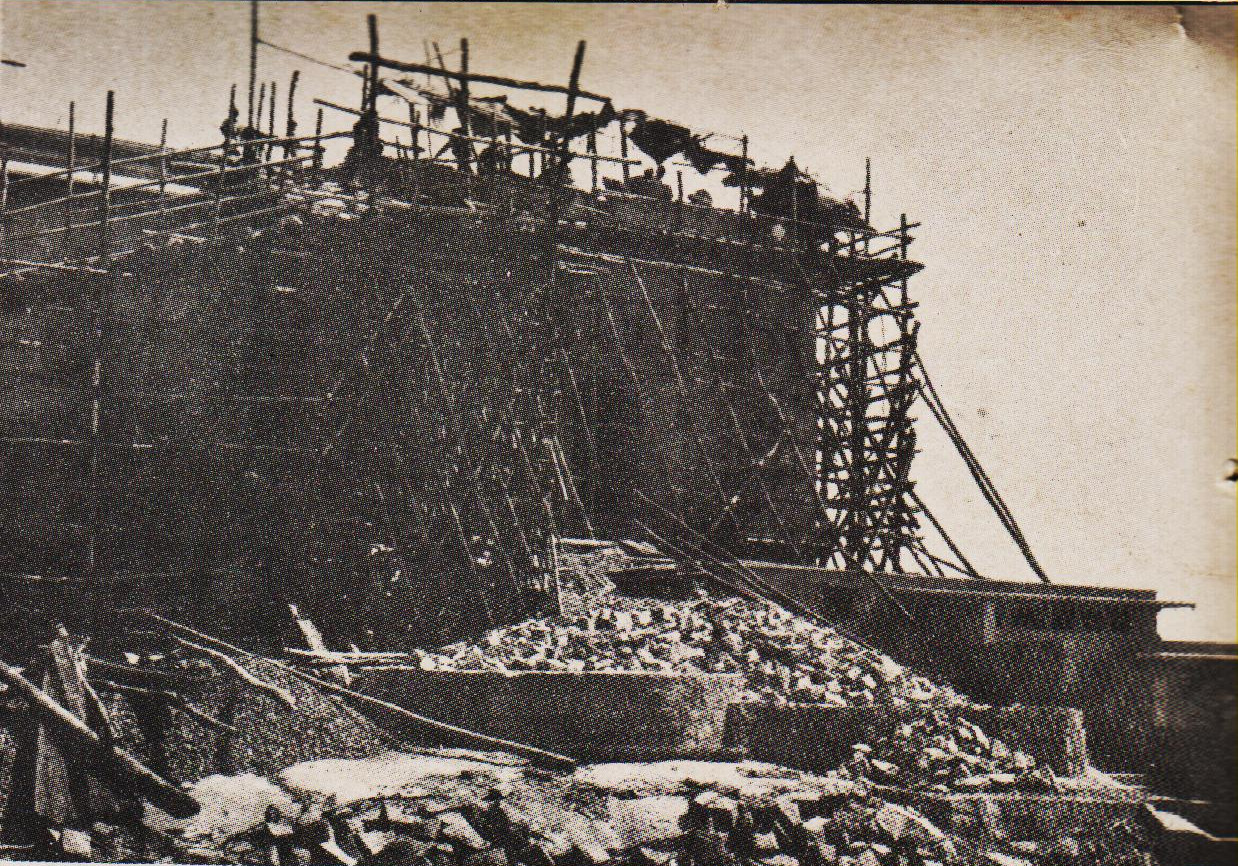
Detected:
left=724, top=703, right=1089, bottom=777
left=354, top=668, right=747, bottom=763
left=353, top=668, right=1089, bottom=776
left=887, top=787, right=1146, bottom=840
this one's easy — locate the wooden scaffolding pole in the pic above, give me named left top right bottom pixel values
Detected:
left=64, top=101, right=76, bottom=250
left=97, top=90, right=114, bottom=264
left=247, top=0, right=259, bottom=127
left=349, top=50, right=612, bottom=105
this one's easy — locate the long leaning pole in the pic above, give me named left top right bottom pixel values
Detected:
left=0, top=657, right=201, bottom=818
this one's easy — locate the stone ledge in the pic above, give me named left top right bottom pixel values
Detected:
left=353, top=669, right=748, bottom=763
left=723, top=702, right=1089, bottom=777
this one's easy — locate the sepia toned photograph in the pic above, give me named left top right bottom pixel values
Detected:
left=0, top=3, right=1234, bottom=864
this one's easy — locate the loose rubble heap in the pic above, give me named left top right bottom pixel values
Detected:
left=415, top=582, right=962, bottom=709
left=836, top=711, right=1059, bottom=795
left=406, top=547, right=1083, bottom=800
left=145, top=751, right=1159, bottom=866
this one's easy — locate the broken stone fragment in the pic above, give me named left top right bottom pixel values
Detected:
left=561, top=815, right=612, bottom=865
left=752, top=831, right=780, bottom=853
left=980, top=853, right=1033, bottom=866
left=464, top=847, right=511, bottom=866
left=610, top=796, right=689, bottom=847
left=636, top=846, right=674, bottom=866
left=868, top=760, right=899, bottom=781
left=440, top=812, right=490, bottom=850
left=773, top=795, right=802, bottom=827
left=521, top=840, right=559, bottom=866
left=757, top=855, right=798, bottom=866
left=853, top=848, right=881, bottom=866
left=361, top=836, right=437, bottom=866
left=952, top=775, right=991, bottom=790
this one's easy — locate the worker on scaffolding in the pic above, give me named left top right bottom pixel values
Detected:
left=476, top=139, right=511, bottom=175
left=435, top=127, right=475, bottom=174
left=626, top=166, right=673, bottom=201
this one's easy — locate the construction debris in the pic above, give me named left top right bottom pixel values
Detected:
left=413, top=571, right=962, bottom=710
left=127, top=750, right=1164, bottom=866
left=834, top=710, right=1054, bottom=794
left=0, top=649, right=200, bottom=821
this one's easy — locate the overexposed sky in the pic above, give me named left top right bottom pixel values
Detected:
left=2, top=2, right=1234, bottom=640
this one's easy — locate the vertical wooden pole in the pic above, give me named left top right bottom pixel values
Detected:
left=284, top=69, right=300, bottom=162
left=740, top=134, right=749, bottom=215
left=557, top=40, right=585, bottom=180
left=255, top=82, right=266, bottom=139
left=98, top=90, right=114, bottom=265
left=367, top=15, right=380, bottom=116
left=563, top=41, right=586, bottom=128
left=789, top=162, right=798, bottom=246
left=65, top=101, right=76, bottom=250
left=899, top=213, right=909, bottom=306
left=0, top=156, right=9, bottom=267
left=267, top=79, right=278, bottom=159
left=227, top=83, right=238, bottom=158
left=588, top=128, right=598, bottom=193
left=676, top=169, right=684, bottom=230
left=410, top=105, right=422, bottom=202
left=157, top=117, right=169, bottom=225
left=458, top=38, right=471, bottom=136
left=537, top=109, right=546, bottom=175
left=213, top=92, right=235, bottom=238
left=247, top=0, right=259, bottom=128
left=619, top=118, right=630, bottom=184
left=86, top=270, right=110, bottom=580
left=863, top=157, right=872, bottom=225
left=457, top=37, right=476, bottom=182
left=88, top=98, right=115, bottom=581
left=312, top=107, right=324, bottom=177
left=531, top=112, right=541, bottom=177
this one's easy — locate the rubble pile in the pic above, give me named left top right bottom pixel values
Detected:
left=144, top=754, right=1160, bottom=866
left=836, top=711, right=1056, bottom=795
left=416, top=587, right=962, bottom=709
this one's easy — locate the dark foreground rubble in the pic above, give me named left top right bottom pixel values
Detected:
left=136, top=747, right=1161, bottom=866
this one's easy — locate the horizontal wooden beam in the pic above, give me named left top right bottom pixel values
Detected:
left=316, top=97, right=640, bottom=167
left=348, top=51, right=612, bottom=104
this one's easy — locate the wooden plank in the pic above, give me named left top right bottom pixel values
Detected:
left=288, top=604, right=350, bottom=685
left=348, top=51, right=612, bottom=104
left=144, top=612, right=578, bottom=771
left=172, top=637, right=298, bottom=709
left=0, top=654, right=200, bottom=818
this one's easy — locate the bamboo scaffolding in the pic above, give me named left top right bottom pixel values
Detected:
left=587, top=269, right=690, bottom=523
left=621, top=259, right=736, bottom=534
left=313, top=97, right=639, bottom=167
left=349, top=50, right=612, bottom=105
left=914, top=352, right=1049, bottom=582
left=6, top=127, right=347, bottom=192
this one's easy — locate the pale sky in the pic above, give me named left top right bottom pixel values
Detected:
left=2, top=2, right=1234, bottom=640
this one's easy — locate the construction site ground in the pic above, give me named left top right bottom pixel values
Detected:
left=0, top=544, right=1226, bottom=865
